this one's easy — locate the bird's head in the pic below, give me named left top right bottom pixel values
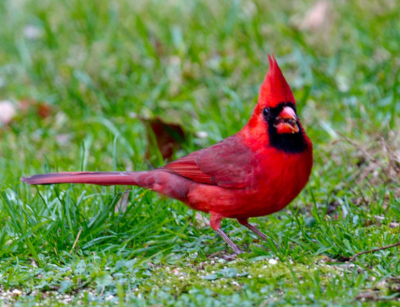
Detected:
left=245, top=55, right=308, bottom=153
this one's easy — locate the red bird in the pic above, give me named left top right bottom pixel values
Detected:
left=22, top=55, right=313, bottom=254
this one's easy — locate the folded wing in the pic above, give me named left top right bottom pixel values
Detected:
left=163, top=136, right=255, bottom=188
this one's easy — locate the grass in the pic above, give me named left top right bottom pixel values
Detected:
left=1, top=0, right=400, bottom=305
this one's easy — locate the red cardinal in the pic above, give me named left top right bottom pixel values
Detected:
left=22, top=55, right=313, bottom=254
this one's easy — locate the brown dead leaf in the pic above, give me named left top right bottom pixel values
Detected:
left=142, top=117, right=187, bottom=164
left=37, top=103, right=52, bottom=118
left=19, top=99, right=53, bottom=119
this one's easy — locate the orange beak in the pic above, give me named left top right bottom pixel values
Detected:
left=274, top=107, right=299, bottom=134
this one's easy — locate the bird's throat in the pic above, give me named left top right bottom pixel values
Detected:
left=266, top=102, right=308, bottom=153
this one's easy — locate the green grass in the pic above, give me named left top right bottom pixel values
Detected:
left=1, top=0, right=400, bottom=306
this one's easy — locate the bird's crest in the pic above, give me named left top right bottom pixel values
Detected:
left=258, top=55, right=295, bottom=108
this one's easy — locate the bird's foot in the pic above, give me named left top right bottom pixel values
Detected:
left=233, top=247, right=245, bottom=254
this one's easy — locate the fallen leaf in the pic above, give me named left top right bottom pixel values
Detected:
left=142, top=117, right=187, bottom=164
left=37, top=103, right=52, bottom=118
left=19, top=99, right=53, bottom=118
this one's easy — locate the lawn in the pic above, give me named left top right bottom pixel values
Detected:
left=1, top=0, right=400, bottom=306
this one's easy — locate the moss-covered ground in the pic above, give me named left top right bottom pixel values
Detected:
left=1, top=0, right=400, bottom=306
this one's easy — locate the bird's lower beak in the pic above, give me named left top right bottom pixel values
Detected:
left=274, top=107, right=299, bottom=134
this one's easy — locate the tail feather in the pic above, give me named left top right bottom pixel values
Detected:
left=21, top=172, right=139, bottom=186
left=22, top=170, right=192, bottom=202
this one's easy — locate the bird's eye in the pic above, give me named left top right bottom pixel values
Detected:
left=262, top=108, right=270, bottom=118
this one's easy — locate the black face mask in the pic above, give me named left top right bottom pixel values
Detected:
left=263, top=102, right=308, bottom=154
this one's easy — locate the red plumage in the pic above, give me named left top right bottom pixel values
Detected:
left=22, top=55, right=313, bottom=254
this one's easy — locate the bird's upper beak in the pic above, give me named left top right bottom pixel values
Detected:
left=274, top=106, right=299, bottom=134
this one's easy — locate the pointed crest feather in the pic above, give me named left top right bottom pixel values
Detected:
left=259, top=54, right=295, bottom=108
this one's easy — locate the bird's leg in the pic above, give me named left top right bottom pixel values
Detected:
left=237, top=218, right=267, bottom=241
left=210, top=213, right=244, bottom=254
left=215, top=228, right=244, bottom=254
left=237, top=218, right=279, bottom=249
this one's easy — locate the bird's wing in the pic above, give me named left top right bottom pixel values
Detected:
left=163, top=136, right=255, bottom=188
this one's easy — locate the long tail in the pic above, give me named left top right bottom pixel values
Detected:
left=21, top=170, right=192, bottom=202
left=21, top=172, right=141, bottom=186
